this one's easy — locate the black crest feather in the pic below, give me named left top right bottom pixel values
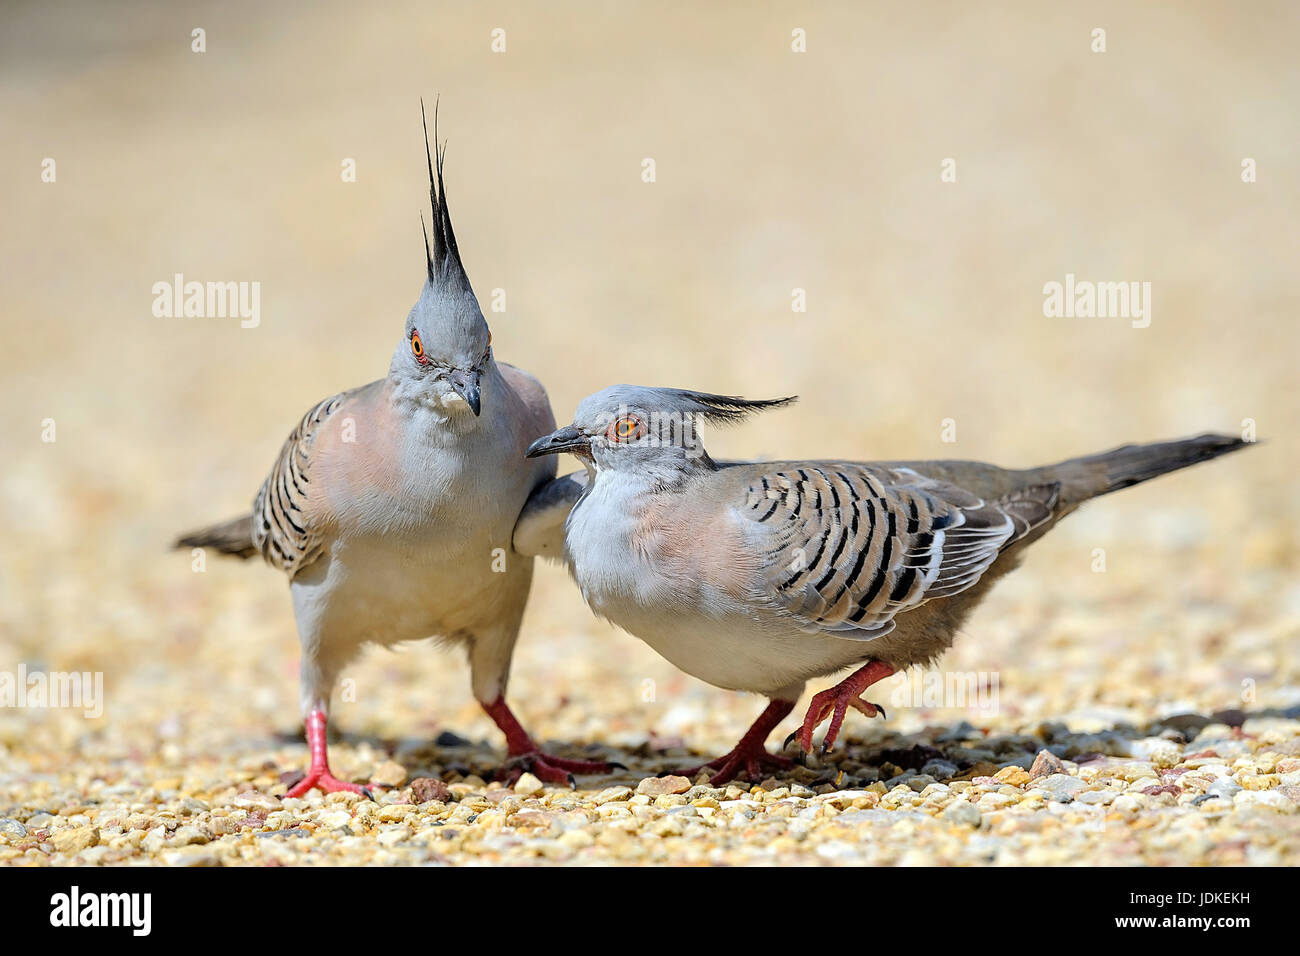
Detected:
left=420, top=98, right=472, bottom=292
left=675, top=391, right=798, bottom=425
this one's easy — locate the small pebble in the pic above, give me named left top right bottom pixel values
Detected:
left=409, top=778, right=452, bottom=803
left=1028, top=749, right=1066, bottom=779
left=513, top=773, right=545, bottom=796
left=994, top=767, right=1031, bottom=787
left=370, top=761, right=408, bottom=788
left=1037, top=773, right=1088, bottom=802
left=942, top=801, right=982, bottom=827
left=170, top=825, right=209, bottom=847
left=0, top=819, right=27, bottom=840
left=636, top=775, right=692, bottom=797
left=50, top=826, right=100, bottom=854
left=1207, top=777, right=1243, bottom=800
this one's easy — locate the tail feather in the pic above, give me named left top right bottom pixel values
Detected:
left=1038, top=433, right=1252, bottom=508
left=174, top=515, right=257, bottom=559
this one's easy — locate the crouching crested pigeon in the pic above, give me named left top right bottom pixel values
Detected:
left=176, top=107, right=612, bottom=795
left=520, top=384, right=1252, bottom=784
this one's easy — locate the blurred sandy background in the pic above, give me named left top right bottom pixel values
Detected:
left=1, top=2, right=1297, bottom=864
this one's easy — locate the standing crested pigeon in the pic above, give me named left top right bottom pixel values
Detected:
left=519, top=385, right=1251, bottom=784
left=177, top=108, right=611, bottom=795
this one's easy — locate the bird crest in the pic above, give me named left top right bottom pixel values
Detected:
left=420, top=99, right=473, bottom=295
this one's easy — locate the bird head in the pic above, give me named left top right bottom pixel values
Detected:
left=392, top=101, right=492, bottom=416
left=526, top=385, right=796, bottom=477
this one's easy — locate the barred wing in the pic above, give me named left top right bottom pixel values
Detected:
left=251, top=392, right=348, bottom=576
left=738, top=464, right=1058, bottom=638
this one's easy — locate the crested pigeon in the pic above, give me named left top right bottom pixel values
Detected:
left=519, top=385, right=1251, bottom=784
left=176, top=108, right=611, bottom=795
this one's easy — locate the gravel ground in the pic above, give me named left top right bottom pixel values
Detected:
left=2, top=1, right=1298, bottom=866
left=2, top=541, right=1298, bottom=866
left=4, top=707, right=1300, bottom=867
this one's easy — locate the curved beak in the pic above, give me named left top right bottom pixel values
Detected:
left=526, top=424, right=590, bottom=459
left=448, top=368, right=481, bottom=416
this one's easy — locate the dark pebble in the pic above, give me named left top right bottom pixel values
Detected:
left=1156, top=713, right=1213, bottom=735
left=1210, top=709, right=1246, bottom=728
left=877, top=745, right=945, bottom=770
left=255, top=828, right=309, bottom=839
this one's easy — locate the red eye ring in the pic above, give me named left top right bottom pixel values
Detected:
left=606, top=415, right=645, bottom=443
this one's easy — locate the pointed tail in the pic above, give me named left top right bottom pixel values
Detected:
left=1032, top=433, right=1253, bottom=509
left=174, top=515, right=257, bottom=559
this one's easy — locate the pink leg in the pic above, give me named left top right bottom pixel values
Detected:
left=282, top=710, right=370, bottom=799
left=674, top=698, right=796, bottom=785
left=791, top=660, right=896, bottom=754
left=482, top=696, right=617, bottom=789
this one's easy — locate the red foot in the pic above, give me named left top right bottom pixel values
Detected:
left=679, top=748, right=795, bottom=786
left=482, top=696, right=617, bottom=789
left=283, top=769, right=370, bottom=799
left=500, top=751, right=615, bottom=788
left=282, top=710, right=371, bottom=799
left=674, top=699, right=796, bottom=785
left=791, top=660, right=896, bottom=754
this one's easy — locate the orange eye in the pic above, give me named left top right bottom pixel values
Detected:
left=606, top=415, right=645, bottom=442
left=410, top=331, right=425, bottom=359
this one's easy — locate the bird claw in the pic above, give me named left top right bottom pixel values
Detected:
left=791, top=661, right=897, bottom=755
left=796, top=686, right=891, bottom=754
left=673, top=746, right=795, bottom=786
left=481, top=697, right=615, bottom=789
left=282, top=710, right=374, bottom=799
left=796, top=695, right=886, bottom=754
left=499, top=751, right=616, bottom=789
left=282, top=769, right=372, bottom=800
